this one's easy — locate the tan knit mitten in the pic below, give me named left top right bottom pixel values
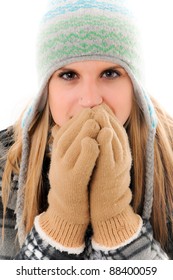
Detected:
left=90, top=105, right=142, bottom=250
left=37, top=109, right=100, bottom=253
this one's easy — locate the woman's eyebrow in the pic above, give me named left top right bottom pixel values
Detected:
left=100, top=66, right=126, bottom=74
left=102, top=65, right=125, bottom=70
left=57, top=67, right=76, bottom=72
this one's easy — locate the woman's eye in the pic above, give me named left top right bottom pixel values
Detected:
left=59, top=71, right=77, bottom=80
left=102, top=70, right=120, bottom=79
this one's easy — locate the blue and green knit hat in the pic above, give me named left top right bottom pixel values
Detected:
left=17, top=0, right=158, bottom=245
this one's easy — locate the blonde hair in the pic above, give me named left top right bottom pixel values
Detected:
left=2, top=102, right=53, bottom=233
left=126, top=96, right=173, bottom=247
left=2, top=97, right=173, bottom=249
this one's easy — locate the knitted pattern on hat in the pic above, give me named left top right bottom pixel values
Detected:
left=37, top=0, right=142, bottom=85
left=17, top=0, right=158, bottom=246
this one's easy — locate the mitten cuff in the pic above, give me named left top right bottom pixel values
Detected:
left=35, top=209, right=88, bottom=254
left=92, top=206, right=142, bottom=251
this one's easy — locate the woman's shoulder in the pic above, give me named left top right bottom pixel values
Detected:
left=0, top=125, right=13, bottom=159
left=0, top=126, right=14, bottom=166
left=0, top=126, right=14, bottom=151
left=0, top=126, right=14, bottom=170
left=0, top=126, right=18, bottom=212
left=0, top=126, right=15, bottom=202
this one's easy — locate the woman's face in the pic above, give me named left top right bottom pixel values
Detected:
left=48, top=61, right=133, bottom=126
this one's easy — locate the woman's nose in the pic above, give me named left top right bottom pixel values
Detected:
left=78, top=82, right=103, bottom=108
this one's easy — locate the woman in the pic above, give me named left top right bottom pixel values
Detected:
left=0, top=0, right=173, bottom=259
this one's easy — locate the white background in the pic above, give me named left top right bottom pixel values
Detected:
left=0, top=0, right=173, bottom=130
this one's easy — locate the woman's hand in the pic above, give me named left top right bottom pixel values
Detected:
left=90, top=105, right=142, bottom=250
left=39, top=109, right=100, bottom=251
